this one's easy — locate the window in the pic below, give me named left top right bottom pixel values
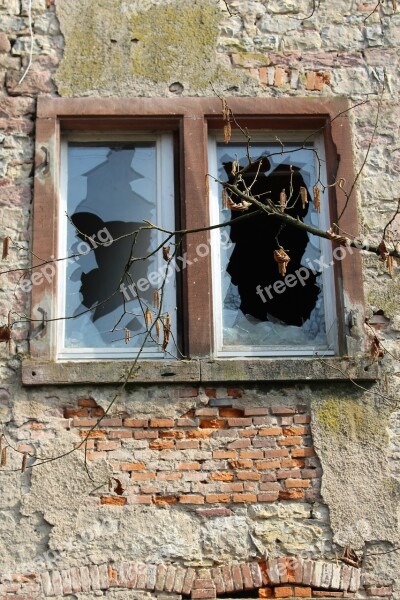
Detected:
left=209, top=132, right=337, bottom=357
left=26, top=97, right=367, bottom=378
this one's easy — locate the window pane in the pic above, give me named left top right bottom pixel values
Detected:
left=215, top=142, right=330, bottom=351
left=63, top=142, right=164, bottom=352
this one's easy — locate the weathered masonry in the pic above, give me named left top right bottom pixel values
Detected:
left=1, top=1, right=400, bottom=600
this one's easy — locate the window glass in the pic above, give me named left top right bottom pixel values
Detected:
left=210, top=138, right=336, bottom=356
left=58, top=137, right=175, bottom=358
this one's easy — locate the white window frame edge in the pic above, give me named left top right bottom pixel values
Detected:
left=208, top=130, right=337, bottom=358
left=57, top=132, right=176, bottom=361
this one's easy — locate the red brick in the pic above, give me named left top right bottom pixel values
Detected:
left=194, top=578, right=215, bottom=589
left=306, top=71, right=316, bottom=90
left=283, top=426, right=308, bottom=436
left=100, top=496, right=127, bottom=506
left=294, top=415, right=311, bottom=424
left=155, top=564, right=167, bottom=592
left=156, top=472, right=181, bottom=480
left=219, top=407, right=244, bottom=418
left=258, top=492, right=279, bottom=502
left=187, top=429, right=214, bottom=439
left=274, top=585, right=294, bottom=597
left=121, top=462, right=145, bottom=471
left=221, top=482, right=244, bottom=492
left=213, top=450, right=237, bottom=459
left=366, top=587, right=393, bottom=597
left=179, top=494, right=205, bottom=504
left=159, top=430, right=185, bottom=438
left=259, top=588, right=274, bottom=598
left=149, top=440, right=174, bottom=450
left=265, top=449, right=289, bottom=458
left=92, top=407, right=106, bottom=417
left=312, top=592, right=343, bottom=597
left=232, top=564, right=243, bottom=590
left=78, top=398, right=98, bottom=407
left=196, top=407, right=219, bottom=416
left=277, top=437, right=302, bottom=446
left=179, top=462, right=201, bottom=470
left=73, top=417, right=98, bottom=427
left=259, top=427, right=283, bottom=436
left=301, top=468, right=322, bottom=478
left=221, top=566, right=235, bottom=593
left=294, top=586, right=312, bottom=597
left=228, top=459, right=253, bottom=469
left=237, top=471, right=261, bottom=481
left=108, top=430, right=132, bottom=439
left=177, top=418, right=198, bottom=427
left=232, top=493, right=257, bottom=503
left=256, top=460, right=281, bottom=470
left=153, top=495, right=178, bottom=505
left=271, top=406, right=295, bottom=416
left=134, top=430, right=159, bottom=440
left=277, top=469, right=301, bottom=479
left=150, top=418, right=174, bottom=428
left=64, top=408, right=90, bottom=418
left=279, top=490, right=305, bottom=500
left=239, top=449, right=263, bottom=458
left=205, top=494, right=231, bottom=503
left=178, top=387, right=198, bottom=397
left=123, top=418, right=149, bottom=427
left=260, top=482, right=281, bottom=491
left=240, top=429, right=258, bottom=437
left=182, top=568, right=196, bottom=595
left=292, top=448, right=315, bottom=458
left=281, top=459, right=305, bottom=468
left=244, top=408, right=269, bottom=416
left=86, top=451, right=107, bottom=460
left=131, top=472, right=155, bottom=481
left=209, top=472, right=234, bottom=481
left=200, top=419, right=226, bottom=429
left=101, top=418, right=123, bottom=427
left=228, top=439, right=251, bottom=449
left=227, top=418, right=252, bottom=427
left=204, top=388, right=217, bottom=398
left=191, top=589, right=216, bottom=598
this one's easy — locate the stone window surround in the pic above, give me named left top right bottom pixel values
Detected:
left=23, top=96, right=378, bottom=385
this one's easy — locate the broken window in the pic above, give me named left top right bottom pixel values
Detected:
left=58, top=135, right=175, bottom=359
left=209, top=134, right=337, bottom=356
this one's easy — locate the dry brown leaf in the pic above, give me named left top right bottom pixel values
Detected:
left=231, top=160, right=239, bottom=176
left=223, top=121, right=232, bottom=144
left=326, top=228, right=351, bottom=245
left=2, top=237, right=10, bottom=260
left=313, top=185, right=321, bottom=213
left=0, top=325, right=11, bottom=342
left=21, top=453, right=27, bottom=474
left=386, top=254, right=394, bottom=276
left=280, top=190, right=287, bottom=212
left=153, top=290, right=159, bottom=310
left=222, top=188, right=228, bottom=210
left=371, top=335, right=384, bottom=360
left=300, top=186, right=308, bottom=209
left=155, top=319, right=161, bottom=340
left=145, top=308, right=152, bottom=330
left=124, top=328, right=131, bottom=344
left=273, top=249, right=290, bottom=277
left=226, top=197, right=251, bottom=211
left=162, top=313, right=171, bottom=352
left=1, top=447, right=7, bottom=467
left=377, top=240, right=389, bottom=261
left=163, top=246, right=171, bottom=261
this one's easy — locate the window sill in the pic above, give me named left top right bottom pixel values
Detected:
left=22, top=356, right=379, bottom=386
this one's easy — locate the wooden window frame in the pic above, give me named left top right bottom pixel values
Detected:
left=23, top=96, right=375, bottom=384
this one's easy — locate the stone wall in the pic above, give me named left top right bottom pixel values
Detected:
left=0, top=1, right=400, bottom=599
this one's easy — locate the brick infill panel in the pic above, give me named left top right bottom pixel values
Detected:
left=16, top=558, right=360, bottom=597
left=66, top=397, right=320, bottom=506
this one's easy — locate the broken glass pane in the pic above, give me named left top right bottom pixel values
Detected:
left=64, top=143, right=160, bottom=350
left=216, top=142, right=329, bottom=350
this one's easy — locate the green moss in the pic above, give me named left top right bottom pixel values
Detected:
left=368, top=277, right=400, bottom=317
left=129, top=1, right=221, bottom=87
left=315, top=397, right=386, bottom=443
left=55, top=0, right=238, bottom=95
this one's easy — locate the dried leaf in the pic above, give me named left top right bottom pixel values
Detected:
left=370, top=335, right=384, bottom=360
left=155, top=318, right=161, bottom=340
left=153, top=290, right=159, bottom=310
left=163, top=246, right=171, bottom=261
left=326, top=228, right=351, bottom=245
left=231, top=160, right=239, bottom=176
left=273, top=249, right=290, bottom=277
left=223, top=121, right=232, bottom=144
left=2, top=237, right=10, bottom=260
left=1, top=447, right=7, bottom=467
left=313, top=185, right=321, bottom=213
left=395, top=243, right=400, bottom=265
left=226, top=196, right=251, bottom=211
left=221, top=98, right=230, bottom=122
left=0, top=325, right=11, bottom=342
left=145, top=308, right=152, bottom=330
left=162, top=313, right=171, bottom=352
left=222, top=188, right=228, bottom=210
left=124, top=328, right=131, bottom=344
left=386, top=254, right=394, bottom=276
left=21, top=453, right=27, bottom=474
left=205, top=174, right=210, bottom=199
left=377, top=240, right=389, bottom=261
left=280, top=189, right=287, bottom=213
left=300, top=186, right=308, bottom=209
